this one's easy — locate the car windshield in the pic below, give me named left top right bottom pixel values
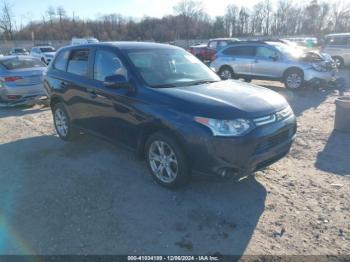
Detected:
left=40, top=47, right=55, bottom=53
left=0, top=58, right=46, bottom=70
left=271, top=43, right=304, bottom=58
left=15, top=48, right=27, bottom=52
left=127, top=48, right=220, bottom=87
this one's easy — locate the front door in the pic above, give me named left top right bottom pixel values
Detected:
left=252, top=46, right=284, bottom=78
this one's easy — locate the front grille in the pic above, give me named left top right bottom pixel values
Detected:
left=255, top=125, right=296, bottom=154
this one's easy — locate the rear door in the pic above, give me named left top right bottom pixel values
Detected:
left=49, top=48, right=94, bottom=128
left=221, top=45, right=256, bottom=75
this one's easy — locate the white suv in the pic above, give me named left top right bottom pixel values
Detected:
left=30, top=46, right=56, bottom=64
left=323, top=33, right=350, bottom=68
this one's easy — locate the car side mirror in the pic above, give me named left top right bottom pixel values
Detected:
left=270, top=55, right=278, bottom=61
left=104, top=74, right=130, bottom=89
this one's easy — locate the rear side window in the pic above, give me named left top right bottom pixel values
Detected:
left=223, top=46, right=256, bottom=56
left=67, top=50, right=89, bottom=76
left=0, top=58, right=46, bottom=70
left=326, top=36, right=349, bottom=46
left=53, top=50, right=69, bottom=71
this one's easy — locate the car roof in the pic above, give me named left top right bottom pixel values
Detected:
left=33, top=46, right=54, bottom=48
left=325, top=33, right=350, bottom=37
left=209, top=38, right=240, bottom=41
left=60, top=41, right=183, bottom=51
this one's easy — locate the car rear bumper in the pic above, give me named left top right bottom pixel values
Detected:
left=181, top=114, right=297, bottom=178
left=0, top=83, right=47, bottom=106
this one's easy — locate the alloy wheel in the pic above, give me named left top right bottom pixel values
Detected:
left=220, top=69, right=232, bottom=80
left=148, top=140, right=178, bottom=183
left=54, top=108, right=68, bottom=137
left=286, top=73, right=302, bottom=89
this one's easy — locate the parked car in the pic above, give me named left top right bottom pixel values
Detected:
left=9, top=47, right=29, bottom=56
left=323, top=33, right=350, bottom=68
left=210, top=41, right=338, bottom=89
left=44, top=42, right=296, bottom=188
left=71, top=37, right=99, bottom=46
left=30, top=46, right=56, bottom=64
left=188, top=38, right=240, bottom=62
left=0, top=56, right=47, bottom=106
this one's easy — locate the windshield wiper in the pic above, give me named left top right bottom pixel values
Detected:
left=150, top=83, right=178, bottom=88
left=183, top=80, right=220, bottom=86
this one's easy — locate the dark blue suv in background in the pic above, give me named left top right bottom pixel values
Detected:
left=44, top=42, right=297, bottom=188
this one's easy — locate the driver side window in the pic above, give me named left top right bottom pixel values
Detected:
left=256, top=46, right=278, bottom=59
left=93, top=49, right=127, bottom=81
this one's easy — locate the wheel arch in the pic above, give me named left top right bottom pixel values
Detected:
left=219, top=64, right=234, bottom=73
left=283, top=66, right=304, bottom=79
left=50, top=95, right=63, bottom=111
left=136, top=122, right=189, bottom=163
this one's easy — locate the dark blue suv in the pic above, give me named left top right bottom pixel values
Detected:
left=44, top=42, right=297, bottom=188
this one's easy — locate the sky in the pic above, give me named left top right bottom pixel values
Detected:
left=13, top=0, right=279, bottom=26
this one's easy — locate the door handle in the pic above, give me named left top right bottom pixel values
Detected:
left=60, top=81, right=68, bottom=88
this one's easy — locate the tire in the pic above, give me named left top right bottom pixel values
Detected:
left=218, top=66, right=234, bottom=80
left=243, top=78, right=252, bottom=83
left=284, top=69, right=304, bottom=90
left=332, top=56, right=344, bottom=69
left=53, top=102, right=79, bottom=141
left=145, top=132, right=189, bottom=188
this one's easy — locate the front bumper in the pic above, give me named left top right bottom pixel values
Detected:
left=182, top=114, right=297, bottom=177
left=304, top=69, right=338, bottom=86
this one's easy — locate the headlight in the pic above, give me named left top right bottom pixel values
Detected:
left=195, top=117, right=253, bottom=137
left=312, top=63, right=327, bottom=72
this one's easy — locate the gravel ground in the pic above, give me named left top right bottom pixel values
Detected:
left=0, top=71, right=349, bottom=256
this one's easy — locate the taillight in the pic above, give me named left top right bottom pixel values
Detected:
left=7, top=95, right=21, bottom=100
left=4, top=76, right=23, bottom=82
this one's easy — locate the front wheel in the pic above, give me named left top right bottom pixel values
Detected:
left=145, top=132, right=189, bottom=188
left=284, top=69, right=304, bottom=90
left=218, top=66, right=234, bottom=80
left=332, top=56, right=344, bottom=69
left=53, top=103, right=79, bottom=141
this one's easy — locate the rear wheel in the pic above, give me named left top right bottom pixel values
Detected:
left=284, top=69, right=304, bottom=90
left=145, top=132, right=189, bottom=188
left=218, top=66, right=234, bottom=80
left=53, top=103, right=79, bottom=141
left=332, top=56, right=344, bottom=69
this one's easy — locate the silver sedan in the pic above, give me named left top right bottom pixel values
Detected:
left=0, top=56, right=47, bottom=106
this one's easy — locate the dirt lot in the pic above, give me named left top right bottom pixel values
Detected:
left=0, top=71, right=349, bottom=256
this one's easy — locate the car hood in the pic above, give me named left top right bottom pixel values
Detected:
left=44, top=52, right=56, bottom=56
left=156, top=80, right=289, bottom=119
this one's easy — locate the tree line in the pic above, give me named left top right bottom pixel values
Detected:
left=1, top=0, right=350, bottom=42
